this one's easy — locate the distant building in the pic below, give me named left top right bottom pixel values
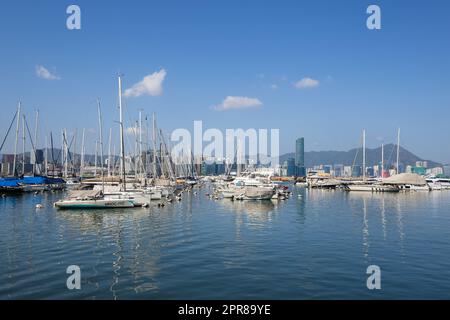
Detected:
left=333, top=164, right=344, bottom=177
left=31, top=149, right=44, bottom=165
left=352, top=165, right=362, bottom=177
left=295, top=138, right=306, bottom=177
left=416, top=161, right=428, bottom=168
left=426, top=167, right=443, bottom=176
left=411, top=166, right=426, bottom=175
left=2, top=154, right=15, bottom=164
left=443, top=165, right=450, bottom=177
left=343, top=166, right=352, bottom=177
left=286, top=158, right=296, bottom=176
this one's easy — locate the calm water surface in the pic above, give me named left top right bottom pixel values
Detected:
left=1, top=185, right=450, bottom=299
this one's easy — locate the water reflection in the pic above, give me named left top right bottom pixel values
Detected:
left=2, top=189, right=450, bottom=299
left=56, top=208, right=161, bottom=298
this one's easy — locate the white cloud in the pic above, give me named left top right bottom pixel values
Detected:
left=125, top=127, right=143, bottom=136
left=270, top=84, right=279, bottom=90
left=124, top=69, right=166, bottom=98
left=214, top=96, right=263, bottom=111
left=294, top=77, right=319, bottom=89
left=35, top=65, right=61, bottom=80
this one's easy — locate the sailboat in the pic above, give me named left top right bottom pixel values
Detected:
left=54, top=189, right=134, bottom=209
left=346, top=130, right=399, bottom=192
left=54, top=75, right=142, bottom=209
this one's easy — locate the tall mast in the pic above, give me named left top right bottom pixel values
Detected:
left=108, top=127, right=112, bottom=177
left=33, top=109, right=39, bottom=175
left=118, top=75, right=126, bottom=191
left=80, top=128, right=85, bottom=179
left=61, top=130, right=64, bottom=177
left=152, top=112, right=157, bottom=179
left=97, top=98, right=105, bottom=192
left=362, top=129, right=366, bottom=180
left=94, top=140, right=98, bottom=177
left=22, top=115, right=26, bottom=175
left=113, top=144, right=116, bottom=176
left=13, top=101, right=21, bottom=176
left=44, top=134, right=48, bottom=176
left=139, top=109, right=143, bottom=181
left=134, top=121, right=138, bottom=177
left=73, top=129, right=78, bottom=176
left=381, top=143, right=384, bottom=178
left=396, top=128, right=400, bottom=174
left=64, top=129, right=68, bottom=178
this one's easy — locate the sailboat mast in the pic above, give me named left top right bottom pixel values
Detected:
left=362, top=129, right=366, bottom=180
left=64, top=129, right=68, bottom=178
left=33, top=109, right=39, bottom=175
left=152, top=112, right=157, bottom=179
left=396, top=128, right=400, bottom=174
left=45, top=134, right=48, bottom=176
left=73, top=129, right=77, bottom=176
left=94, top=141, right=98, bottom=177
left=80, top=128, right=85, bottom=179
left=108, top=127, right=112, bottom=177
left=22, top=115, right=26, bottom=175
left=97, top=98, right=105, bottom=192
left=381, top=143, right=384, bottom=178
left=12, top=101, right=21, bottom=176
left=118, top=75, right=126, bottom=191
left=139, top=110, right=143, bottom=181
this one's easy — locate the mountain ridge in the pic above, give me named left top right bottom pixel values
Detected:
left=280, top=143, right=441, bottom=168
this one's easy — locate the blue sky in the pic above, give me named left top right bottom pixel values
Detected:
left=0, top=0, right=449, bottom=163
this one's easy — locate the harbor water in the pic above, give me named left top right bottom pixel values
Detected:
left=1, top=186, right=450, bottom=299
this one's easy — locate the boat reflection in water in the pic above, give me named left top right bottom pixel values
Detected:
left=56, top=208, right=161, bottom=298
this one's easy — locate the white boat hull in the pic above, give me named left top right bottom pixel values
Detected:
left=54, top=199, right=135, bottom=209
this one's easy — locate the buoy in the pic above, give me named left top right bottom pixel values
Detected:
left=36, top=204, right=44, bottom=209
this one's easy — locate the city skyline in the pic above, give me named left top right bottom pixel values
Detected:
left=1, top=1, right=449, bottom=163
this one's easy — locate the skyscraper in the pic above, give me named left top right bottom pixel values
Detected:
left=295, top=137, right=306, bottom=177
left=286, top=158, right=296, bottom=176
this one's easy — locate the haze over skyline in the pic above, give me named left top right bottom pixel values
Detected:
left=0, top=0, right=449, bottom=163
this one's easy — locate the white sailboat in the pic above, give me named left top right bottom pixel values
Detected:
left=55, top=75, right=141, bottom=209
left=346, top=130, right=399, bottom=192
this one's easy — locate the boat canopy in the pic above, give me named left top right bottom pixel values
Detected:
left=20, top=176, right=65, bottom=185
left=382, top=173, right=427, bottom=186
left=0, top=178, right=21, bottom=187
